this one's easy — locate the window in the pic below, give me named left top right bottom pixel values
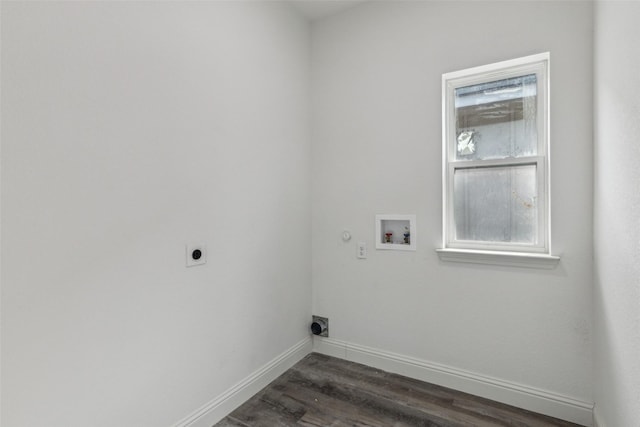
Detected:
left=439, top=53, right=558, bottom=267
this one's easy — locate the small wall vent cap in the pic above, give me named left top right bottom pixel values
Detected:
left=186, top=243, right=207, bottom=267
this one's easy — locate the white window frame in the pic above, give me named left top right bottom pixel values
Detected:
left=438, top=53, right=559, bottom=267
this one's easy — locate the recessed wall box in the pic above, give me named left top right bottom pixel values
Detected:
left=311, top=316, right=328, bottom=337
left=375, top=214, right=416, bottom=251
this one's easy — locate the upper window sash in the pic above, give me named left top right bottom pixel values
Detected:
left=444, top=61, right=549, bottom=163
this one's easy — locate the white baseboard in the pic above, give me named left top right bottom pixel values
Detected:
left=314, top=336, right=594, bottom=427
left=593, top=407, right=605, bottom=427
left=172, top=336, right=312, bottom=427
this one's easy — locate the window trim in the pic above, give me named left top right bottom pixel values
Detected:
left=439, top=53, right=557, bottom=265
left=435, top=248, right=560, bottom=269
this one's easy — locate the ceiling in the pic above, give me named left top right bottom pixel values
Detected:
left=288, top=0, right=367, bottom=21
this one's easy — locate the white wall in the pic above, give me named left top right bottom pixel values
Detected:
left=0, top=2, right=310, bottom=426
left=312, top=0, right=593, bottom=417
left=593, top=2, right=640, bottom=425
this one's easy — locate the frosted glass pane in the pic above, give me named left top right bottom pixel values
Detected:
left=453, top=165, right=537, bottom=244
left=454, top=75, right=537, bottom=161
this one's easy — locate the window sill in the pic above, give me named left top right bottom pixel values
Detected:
left=436, top=248, right=560, bottom=269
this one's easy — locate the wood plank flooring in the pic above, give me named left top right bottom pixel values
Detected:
left=215, top=353, right=584, bottom=427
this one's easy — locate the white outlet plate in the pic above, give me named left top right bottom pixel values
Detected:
left=186, top=243, right=207, bottom=267
left=357, top=241, right=367, bottom=259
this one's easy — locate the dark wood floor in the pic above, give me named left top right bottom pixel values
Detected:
left=215, top=353, right=583, bottom=427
